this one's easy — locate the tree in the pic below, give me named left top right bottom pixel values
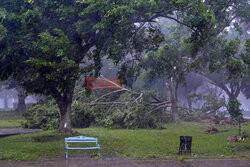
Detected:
left=143, top=25, right=190, bottom=122
left=197, top=29, right=250, bottom=122
left=199, top=37, right=250, bottom=102
left=1, top=0, right=104, bottom=132
left=4, top=79, right=28, bottom=112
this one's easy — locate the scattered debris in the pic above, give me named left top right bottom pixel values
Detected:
left=204, top=127, right=219, bottom=134
left=227, top=135, right=246, bottom=142
left=219, top=118, right=230, bottom=125
left=200, top=117, right=219, bottom=124
left=201, top=117, right=238, bottom=125
left=243, top=118, right=250, bottom=123
left=219, top=118, right=237, bottom=125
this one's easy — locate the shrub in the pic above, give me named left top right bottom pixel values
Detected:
left=22, top=99, right=59, bottom=130
left=22, top=98, right=96, bottom=130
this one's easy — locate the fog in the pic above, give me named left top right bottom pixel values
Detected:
left=0, top=88, right=38, bottom=111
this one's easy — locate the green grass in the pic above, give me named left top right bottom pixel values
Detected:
left=0, top=112, right=23, bottom=128
left=0, top=122, right=249, bottom=161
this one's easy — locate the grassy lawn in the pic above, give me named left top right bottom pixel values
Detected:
left=0, top=122, right=249, bottom=161
left=0, top=112, right=23, bottom=128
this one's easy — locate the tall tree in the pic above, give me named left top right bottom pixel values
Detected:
left=0, top=0, right=163, bottom=132
left=143, top=25, right=190, bottom=122
left=200, top=38, right=250, bottom=101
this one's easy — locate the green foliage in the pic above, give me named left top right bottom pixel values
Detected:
left=22, top=89, right=163, bottom=130
left=22, top=96, right=95, bottom=130
left=180, top=93, right=227, bottom=122
left=1, top=0, right=249, bottom=131
left=201, top=94, right=226, bottom=115
left=0, top=8, right=7, bottom=41
left=22, top=99, right=59, bottom=130
left=0, top=0, right=167, bottom=132
left=198, top=35, right=250, bottom=103
left=93, top=91, right=164, bottom=129
left=71, top=99, right=95, bottom=128
left=143, top=27, right=190, bottom=83
left=226, top=58, right=245, bottom=79
left=0, top=24, right=7, bottom=41
left=98, top=104, right=157, bottom=129
left=242, top=39, right=250, bottom=74
left=204, top=38, right=246, bottom=77
left=227, top=99, right=243, bottom=119
left=227, top=99, right=244, bottom=135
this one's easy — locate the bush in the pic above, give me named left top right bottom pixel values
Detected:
left=22, top=99, right=59, bottom=130
left=22, top=98, right=96, bottom=130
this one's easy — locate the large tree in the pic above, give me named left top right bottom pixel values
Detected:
left=0, top=0, right=163, bottom=132
left=199, top=37, right=250, bottom=102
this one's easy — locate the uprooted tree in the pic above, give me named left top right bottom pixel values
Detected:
left=1, top=0, right=248, bottom=132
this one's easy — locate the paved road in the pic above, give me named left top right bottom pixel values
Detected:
left=0, top=158, right=249, bottom=167
left=0, top=128, right=42, bottom=137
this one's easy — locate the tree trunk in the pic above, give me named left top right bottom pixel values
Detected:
left=187, top=95, right=193, bottom=114
left=55, top=85, right=75, bottom=133
left=4, top=93, right=8, bottom=110
left=228, top=93, right=237, bottom=101
left=57, top=100, right=73, bottom=133
left=16, top=87, right=26, bottom=112
left=238, top=117, right=241, bottom=136
left=169, top=77, right=180, bottom=123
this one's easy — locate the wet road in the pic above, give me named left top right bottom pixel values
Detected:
left=0, top=158, right=249, bottom=167
left=0, top=128, right=42, bottom=137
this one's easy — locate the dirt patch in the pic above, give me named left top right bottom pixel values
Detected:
left=205, top=127, right=219, bottom=134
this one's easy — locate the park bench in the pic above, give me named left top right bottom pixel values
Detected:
left=65, top=136, right=100, bottom=158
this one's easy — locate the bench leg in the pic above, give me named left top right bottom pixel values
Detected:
left=178, top=147, right=182, bottom=155
left=96, top=143, right=101, bottom=156
left=65, top=150, right=68, bottom=159
left=97, top=149, right=100, bottom=156
left=65, top=143, right=68, bottom=159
